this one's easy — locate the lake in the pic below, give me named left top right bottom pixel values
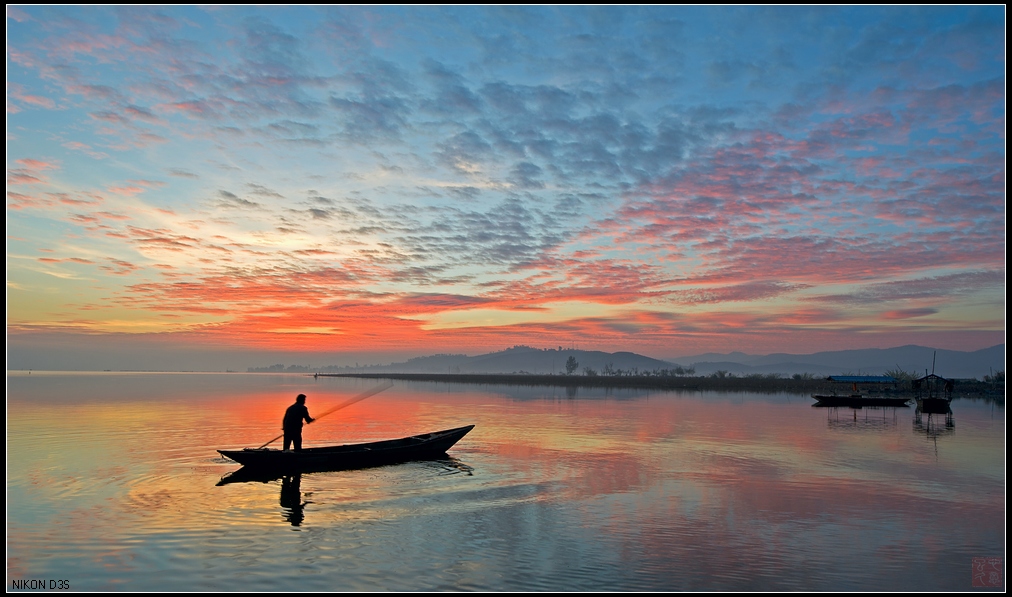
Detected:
left=6, top=372, right=1005, bottom=591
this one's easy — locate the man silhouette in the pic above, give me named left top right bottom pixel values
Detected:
left=283, top=394, right=314, bottom=451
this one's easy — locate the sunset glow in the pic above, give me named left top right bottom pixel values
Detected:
left=7, top=6, right=1005, bottom=370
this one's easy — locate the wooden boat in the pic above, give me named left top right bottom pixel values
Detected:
left=812, top=375, right=909, bottom=407
left=218, top=424, right=475, bottom=472
left=913, top=373, right=954, bottom=414
left=811, top=394, right=910, bottom=407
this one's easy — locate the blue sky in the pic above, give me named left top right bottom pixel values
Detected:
left=6, top=6, right=1005, bottom=370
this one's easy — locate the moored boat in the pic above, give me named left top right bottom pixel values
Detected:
left=811, top=375, right=909, bottom=407
left=811, top=394, right=911, bottom=407
left=218, top=424, right=475, bottom=472
left=913, top=373, right=954, bottom=414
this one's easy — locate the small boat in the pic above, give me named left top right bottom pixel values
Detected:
left=913, top=373, right=954, bottom=414
left=811, top=394, right=911, bottom=407
left=218, top=425, right=475, bottom=472
left=812, top=375, right=909, bottom=408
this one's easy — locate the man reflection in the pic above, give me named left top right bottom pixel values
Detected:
left=280, top=474, right=307, bottom=526
left=283, top=394, right=314, bottom=451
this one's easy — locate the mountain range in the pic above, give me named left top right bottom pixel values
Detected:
left=310, top=344, right=1004, bottom=380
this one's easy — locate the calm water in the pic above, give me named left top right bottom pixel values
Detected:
left=7, top=372, right=1005, bottom=591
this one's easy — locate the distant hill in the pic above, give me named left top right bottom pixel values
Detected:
left=359, top=346, right=674, bottom=375
left=682, top=344, right=1005, bottom=379
left=253, top=344, right=1004, bottom=380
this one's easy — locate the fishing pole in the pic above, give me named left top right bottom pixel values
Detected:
left=258, top=381, right=394, bottom=449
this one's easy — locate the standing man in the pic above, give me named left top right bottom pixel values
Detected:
left=283, top=394, right=314, bottom=451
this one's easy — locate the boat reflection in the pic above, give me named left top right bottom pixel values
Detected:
left=824, top=406, right=902, bottom=432
left=913, top=406, right=955, bottom=439
left=280, top=474, right=308, bottom=526
left=217, top=456, right=474, bottom=486
left=219, top=457, right=474, bottom=527
left=913, top=405, right=955, bottom=460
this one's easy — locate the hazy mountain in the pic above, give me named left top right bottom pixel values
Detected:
left=348, top=346, right=675, bottom=375
left=261, top=344, right=1004, bottom=379
left=682, top=344, right=1005, bottom=379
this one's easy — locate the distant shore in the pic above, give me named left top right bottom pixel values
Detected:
left=316, top=372, right=1002, bottom=399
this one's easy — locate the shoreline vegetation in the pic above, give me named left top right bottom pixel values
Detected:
left=318, top=372, right=1004, bottom=401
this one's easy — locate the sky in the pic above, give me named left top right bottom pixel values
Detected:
left=6, top=6, right=1006, bottom=371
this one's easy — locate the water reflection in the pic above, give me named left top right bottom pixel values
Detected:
left=279, top=474, right=307, bottom=526
left=824, top=406, right=901, bottom=432
left=428, top=457, right=475, bottom=477
left=218, top=457, right=474, bottom=487
left=913, top=407, right=955, bottom=439
left=219, top=457, right=476, bottom=528
left=6, top=373, right=1005, bottom=591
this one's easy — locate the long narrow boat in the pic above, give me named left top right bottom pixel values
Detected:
left=811, top=375, right=910, bottom=408
left=811, top=394, right=911, bottom=407
left=218, top=424, right=474, bottom=472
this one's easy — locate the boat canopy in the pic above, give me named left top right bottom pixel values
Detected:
left=826, top=375, right=899, bottom=383
left=913, top=373, right=951, bottom=383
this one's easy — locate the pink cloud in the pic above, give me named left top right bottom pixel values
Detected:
left=55, top=193, right=102, bottom=206
left=15, top=158, right=57, bottom=170
left=8, top=158, right=59, bottom=186
left=667, top=281, right=809, bottom=304
left=37, top=257, right=94, bottom=265
left=882, top=308, right=938, bottom=320
left=69, top=214, right=103, bottom=226
left=95, top=211, right=131, bottom=221
left=61, top=141, right=109, bottom=160
left=160, top=100, right=216, bottom=117
left=123, top=105, right=161, bottom=123
left=8, top=84, right=56, bottom=109
left=7, top=191, right=53, bottom=209
left=107, top=186, right=145, bottom=196
left=128, top=179, right=166, bottom=188
left=100, top=259, right=140, bottom=275
left=6, top=6, right=31, bottom=22
left=7, top=170, right=44, bottom=185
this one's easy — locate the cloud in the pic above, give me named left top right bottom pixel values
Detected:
left=7, top=191, right=56, bottom=210
left=8, top=159, right=59, bottom=185
left=245, top=183, right=284, bottom=198
left=810, top=270, right=1006, bottom=305
left=8, top=82, right=56, bottom=109
left=123, top=104, right=160, bottom=123
left=5, top=7, right=1003, bottom=358
left=215, top=190, right=263, bottom=210
left=100, top=259, right=140, bottom=275
left=391, top=197, right=567, bottom=269
left=15, top=158, right=58, bottom=170
left=330, top=95, right=411, bottom=142
left=6, top=6, right=31, bottom=22
left=421, top=59, right=483, bottom=115
left=668, top=281, right=809, bottom=304
left=436, top=131, right=494, bottom=173
left=107, top=186, right=145, bottom=196
left=62, top=141, right=110, bottom=160
left=123, top=225, right=203, bottom=252
left=881, top=308, right=937, bottom=320
left=37, top=257, right=94, bottom=265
